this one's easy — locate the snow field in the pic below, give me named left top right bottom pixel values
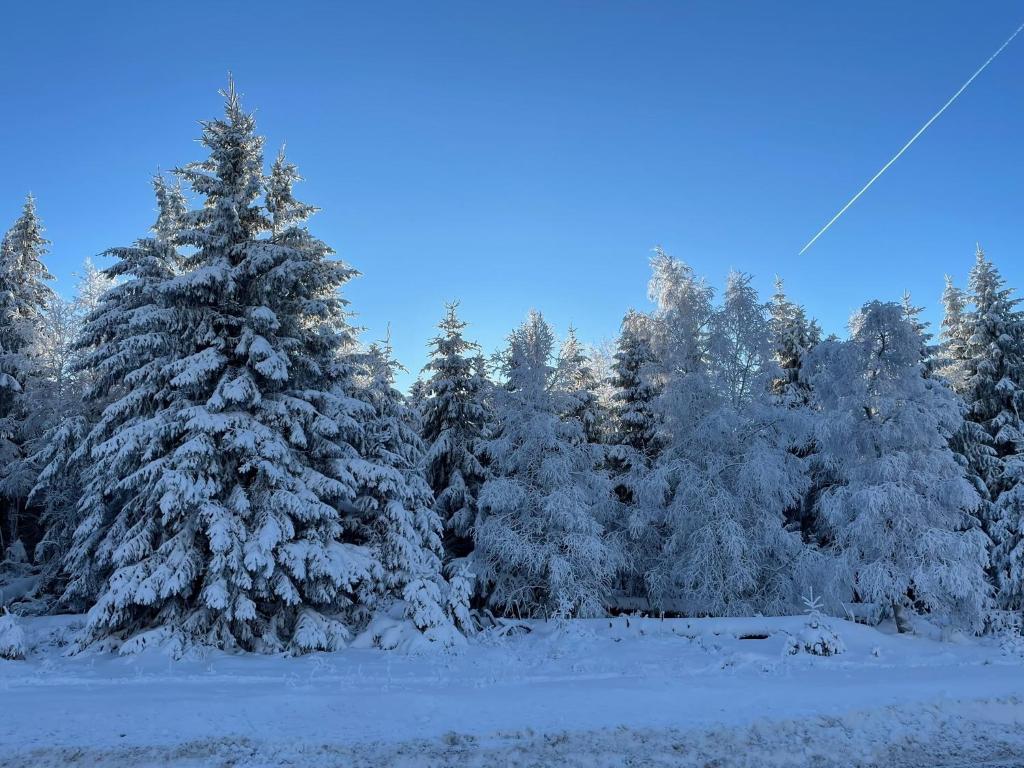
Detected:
left=2, top=614, right=1024, bottom=766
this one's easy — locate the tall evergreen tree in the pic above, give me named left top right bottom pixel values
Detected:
left=33, top=181, right=184, bottom=601
left=553, top=326, right=604, bottom=445
left=65, top=83, right=391, bottom=653
left=768, top=276, right=820, bottom=406
left=607, top=309, right=661, bottom=471
left=353, top=342, right=469, bottom=636
left=603, top=309, right=661, bottom=601
left=406, top=378, right=429, bottom=415
left=936, top=272, right=996, bottom=548
left=0, top=195, right=55, bottom=551
left=937, top=275, right=972, bottom=390
left=767, top=277, right=822, bottom=542
left=475, top=311, right=619, bottom=618
left=900, top=290, right=937, bottom=373
left=959, top=248, right=1024, bottom=608
left=420, top=303, right=488, bottom=559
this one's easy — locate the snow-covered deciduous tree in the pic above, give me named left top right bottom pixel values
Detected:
left=28, top=257, right=117, bottom=587
left=710, top=272, right=773, bottom=406
left=646, top=247, right=713, bottom=382
left=809, top=301, right=990, bottom=631
left=419, top=303, right=488, bottom=559
left=34, top=296, right=79, bottom=405
left=585, top=338, right=617, bottom=435
left=621, top=249, right=718, bottom=603
left=0, top=195, right=55, bottom=551
left=74, top=258, right=116, bottom=315
left=65, top=83, right=385, bottom=653
left=353, top=341, right=468, bottom=638
left=637, top=268, right=808, bottom=615
left=475, top=311, right=619, bottom=618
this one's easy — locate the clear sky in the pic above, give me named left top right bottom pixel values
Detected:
left=1, top=1, right=1021, bottom=388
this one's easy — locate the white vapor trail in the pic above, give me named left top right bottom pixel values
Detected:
left=799, top=20, right=1024, bottom=256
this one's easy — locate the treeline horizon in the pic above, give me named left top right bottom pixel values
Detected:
left=0, top=81, right=1021, bottom=655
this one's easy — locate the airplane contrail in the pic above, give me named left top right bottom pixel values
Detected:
left=799, top=20, right=1024, bottom=256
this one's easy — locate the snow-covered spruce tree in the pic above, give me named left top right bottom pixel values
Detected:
left=767, top=277, right=822, bottom=542
left=999, top=457, right=1024, bottom=610
left=0, top=195, right=55, bottom=552
left=67, top=84, right=384, bottom=653
left=602, top=309, right=662, bottom=603
left=475, top=311, right=620, bottom=618
left=406, top=378, right=429, bottom=415
left=900, top=290, right=937, bottom=373
left=959, top=248, right=1024, bottom=609
left=553, top=326, right=604, bottom=446
left=808, top=301, right=990, bottom=632
left=638, top=269, right=808, bottom=615
left=606, top=309, right=661, bottom=504
left=420, top=303, right=488, bottom=560
left=937, top=275, right=971, bottom=391
left=353, top=341, right=469, bottom=637
left=44, top=176, right=187, bottom=610
left=769, top=276, right=820, bottom=407
left=935, top=272, right=996, bottom=548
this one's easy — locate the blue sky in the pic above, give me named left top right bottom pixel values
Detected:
left=1, top=2, right=1021, bottom=388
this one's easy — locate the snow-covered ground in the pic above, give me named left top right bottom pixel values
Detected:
left=2, top=614, right=1024, bottom=767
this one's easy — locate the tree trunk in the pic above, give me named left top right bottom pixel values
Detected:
left=892, top=600, right=913, bottom=634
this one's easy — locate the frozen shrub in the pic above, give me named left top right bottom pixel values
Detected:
left=0, top=609, right=26, bottom=660
left=787, top=591, right=844, bottom=657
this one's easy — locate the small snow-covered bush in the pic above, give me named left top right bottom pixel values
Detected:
left=787, top=591, right=844, bottom=657
left=987, top=610, right=1024, bottom=657
left=0, top=609, right=27, bottom=660
left=352, top=602, right=466, bottom=653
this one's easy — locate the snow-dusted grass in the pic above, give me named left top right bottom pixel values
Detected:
left=2, top=615, right=1024, bottom=766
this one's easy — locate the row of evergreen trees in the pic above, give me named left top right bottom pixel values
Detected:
left=1, top=83, right=1021, bottom=653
